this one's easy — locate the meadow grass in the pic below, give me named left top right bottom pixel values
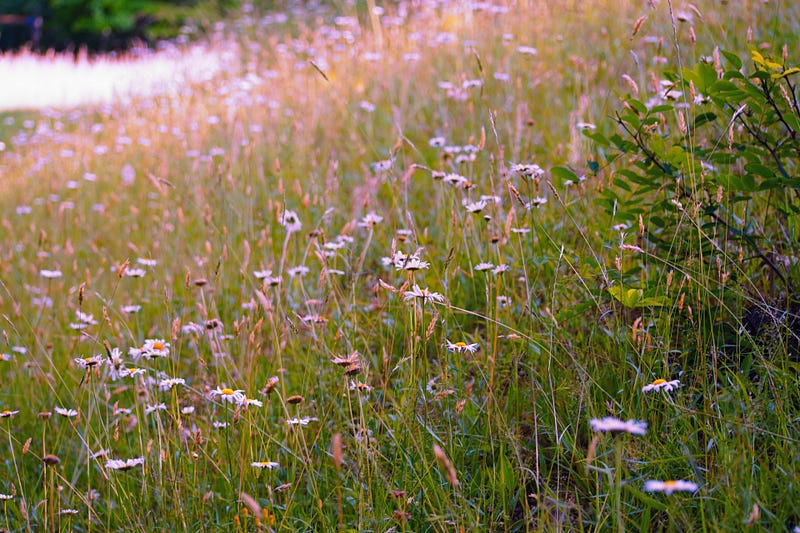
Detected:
left=0, top=1, right=798, bottom=531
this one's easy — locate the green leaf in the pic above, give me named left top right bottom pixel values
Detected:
left=551, top=166, right=580, bottom=184
left=584, top=131, right=610, bottom=146
left=608, top=285, right=642, bottom=308
left=744, top=163, right=774, bottom=179
left=626, top=98, right=648, bottom=115
left=693, top=112, right=717, bottom=129
left=721, top=50, right=743, bottom=70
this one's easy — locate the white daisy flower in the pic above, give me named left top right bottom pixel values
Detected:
left=54, top=407, right=79, bottom=417
left=644, top=479, right=698, bottom=495
left=286, top=416, right=318, bottom=426
left=210, top=387, right=246, bottom=405
left=445, top=340, right=480, bottom=353
left=463, top=199, right=488, bottom=214
left=158, top=378, right=186, bottom=391
left=403, top=284, right=445, bottom=304
left=280, top=210, right=302, bottom=233
left=358, top=211, right=384, bottom=227
left=105, top=457, right=144, bottom=471
left=251, top=461, right=279, bottom=469
left=73, top=354, right=104, bottom=369
left=642, top=379, right=681, bottom=393
left=589, top=417, right=647, bottom=435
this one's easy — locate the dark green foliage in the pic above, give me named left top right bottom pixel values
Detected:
left=0, top=0, right=239, bottom=52
left=590, top=49, right=800, bottom=332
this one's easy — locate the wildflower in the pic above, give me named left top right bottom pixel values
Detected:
left=262, top=275, right=282, bottom=287
left=121, top=305, right=141, bottom=314
left=463, top=199, right=488, bottom=214
left=54, top=407, right=79, bottom=418
left=642, top=379, right=681, bottom=393
left=90, top=449, right=110, bottom=460
left=442, top=173, right=468, bottom=187
left=429, top=136, right=446, bottom=147
left=280, top=210, right=302, bottom=233
left=382, top=250, right=408, bottom=268
left=254, top=269, right=273, bottom=279
left=286, top=416, right=318, bottom=426
left=350, top=381, right=373, bottom=392
left=158, top=378, right=185, bottom=391
left=261, top=376, right=280, bottom=395
left=210, top=387, right=246, bottom=405
left=644, top=479, right=698, bottom=495
left=124, top=267, right=147, bottom=278
left=358, top=212, right=383, bottom=227
left=145, top=403, right=167, bottom=415
left=120, top=367, right=146, bottom=378
left=493, top=264, right=510, bottom=275
left=75, top=311, right=98, bottom=325
left=445, top=340, right=480, bottom=353
left=526, top=197, right=548, bottom=209
left=0, top=409, right=20, bottom=418
left=39, top=269, right=63, bottom=279
left=244, top=397, right=263, bottom=408
left=0, top=494, right=13, bottom=500
left=287, top=265, right=310, bottom=278
left=181, top=322, right=204, bottom=335
left=59, top=509, right=79, bottom=515
left=474, top=262, right=495, bottom=272
left=589, top=417, right=647, bottom=435
left=510, top=163, right=544, bottom=178
left=331, top=351, right=361, bottom=367
left=400, top=256, right=429, bottom=271
left=516, top=45, right=538, bottom=55
left=105, top=457, right=144, bottom=471
left=136, top=258, right=157, bottom=267
left=142, top=339, right=170, bottom=359
left=371, top=159, right=393, bottom=172
left=74, top=354, right=104, bottom=369
left=299, top=314, right=327, bottom=324
left=251, top=461, right=279, bottom=469
left=403, top=284, right=445, bottom=304
left=213, top=421, right=229, bottom=429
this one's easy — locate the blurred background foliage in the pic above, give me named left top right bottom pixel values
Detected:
left=0, top=0, right=242, bottom=52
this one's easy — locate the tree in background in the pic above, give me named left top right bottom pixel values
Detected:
left=0, top=0, right=239, bottom=53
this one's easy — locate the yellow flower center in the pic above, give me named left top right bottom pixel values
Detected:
left=222, top=388, right=234, bottom=395
left=663, top=481, right=677, bottom=489
left=652, top=379, right=667, bottom=386
left=455, top=342, right=467, bottom=347
left=152, top=342, right=164, bottom=351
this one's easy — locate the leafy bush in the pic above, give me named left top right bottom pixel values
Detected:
left=590, top=47, right=800, bottom=359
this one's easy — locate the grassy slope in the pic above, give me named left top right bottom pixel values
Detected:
left=0, top=1, right=798, bottom=531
